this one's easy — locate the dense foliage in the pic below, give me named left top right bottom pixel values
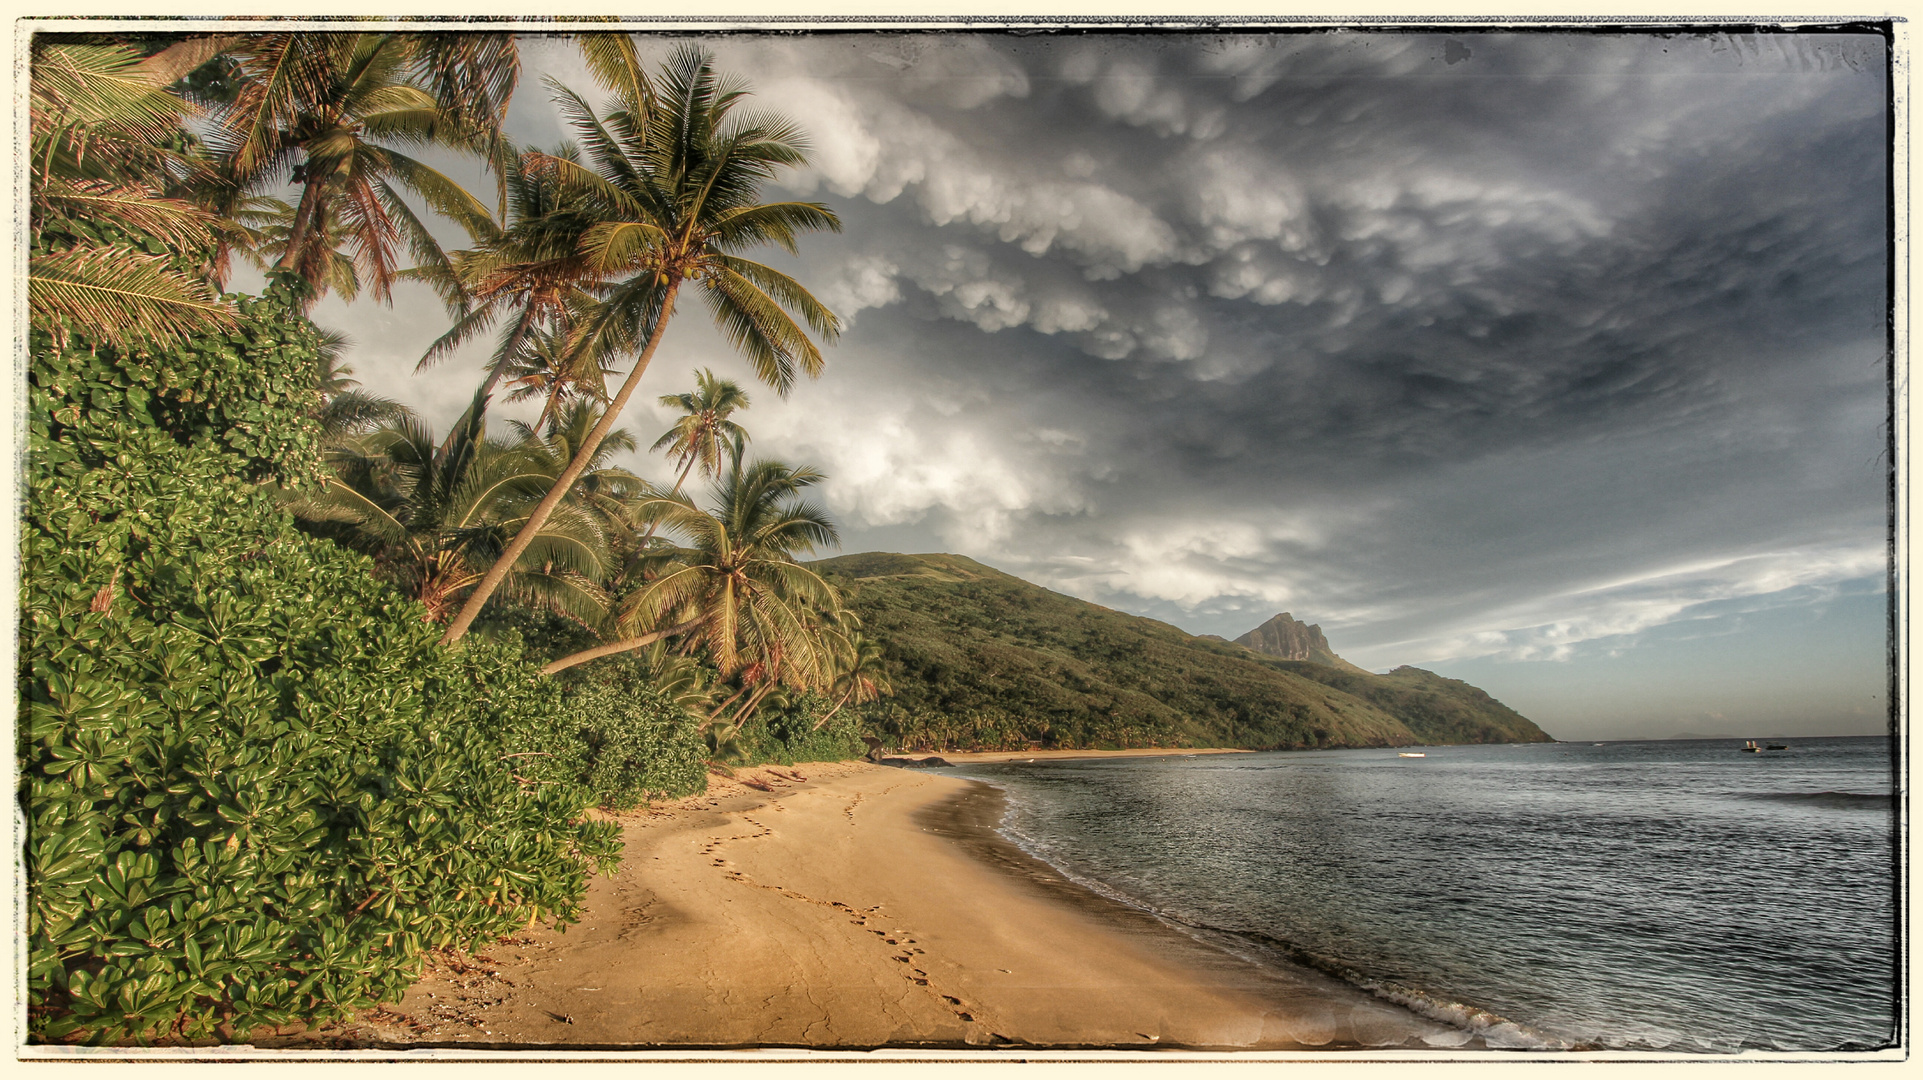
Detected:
left=19, top=278, right=626, bottom=1044
left=546, top=655, right=712, bottom=806
left=815, top=553, right=1552, bottom=751
left=731, top=693, right=869, bottom=767
left=21, top=34, right=868, bottom=1048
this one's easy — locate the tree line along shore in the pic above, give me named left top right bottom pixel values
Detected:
left=22, top=32, right=1545, bottom=1045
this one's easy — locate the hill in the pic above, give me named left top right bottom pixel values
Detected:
left=812, top=552, right=1554, bottom=752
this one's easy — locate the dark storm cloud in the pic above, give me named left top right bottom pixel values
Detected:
left=331, top=30, right=1889, bottom=681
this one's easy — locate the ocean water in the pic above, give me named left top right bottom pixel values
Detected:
left=950, top=737, right=1898, bottom=1052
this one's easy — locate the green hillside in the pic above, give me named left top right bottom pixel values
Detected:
left=1268, top=662, right=1551, bottom=745
left=813, top=552, right=1554, bottom=752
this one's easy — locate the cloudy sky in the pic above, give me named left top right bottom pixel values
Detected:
left=312, top=29, right=1891, bottom=740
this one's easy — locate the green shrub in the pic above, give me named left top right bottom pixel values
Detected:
left=20, top=286, right=621, bottom=1044
left=735, top=694, right=868, bottom=766
left=565, top=680, right=709, bottom=808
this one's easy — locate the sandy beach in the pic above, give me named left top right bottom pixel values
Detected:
left=295, top=758, right=1473, bottom=1052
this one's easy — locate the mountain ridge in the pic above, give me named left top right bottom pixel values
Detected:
left=811, top=552, right=1553, bottom=752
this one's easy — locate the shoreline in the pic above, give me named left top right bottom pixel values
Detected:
left=917, top=747, right=1255, bottom=765
left=259, top=760, right=1470, bottom=1053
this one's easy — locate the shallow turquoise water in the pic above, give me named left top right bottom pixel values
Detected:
left=952, top=736, right=1897, bottom=1051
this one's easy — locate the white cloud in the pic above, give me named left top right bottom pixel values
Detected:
left=1061, top=48, right=1228, bottom=139
left=746, top=370, right=1091, bottom=551
left=868, top=36, right=1032, bottom=109
left=1371, top=542, right=1889, bottom=665
left=1186, top=149, right=1320, bottom=255
left=765, top=72, right=1180, bottom=279
left=1208, top=244, right=1323, bottom=305
left=816, top=254, right=902, bottom=328
left=1138, top=304, right=1209, bottom=362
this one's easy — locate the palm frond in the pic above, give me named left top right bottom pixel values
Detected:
left=577, top=32, right=653, bottom=118
left=29, top=246, right=236, bottom=349
left=709, top=201, right=841, bottom=256
left=711, top=254, right=841, bottom=339
left=701, top=266, right=825, bottom=392
left=37, top=179, right=224, bottom=251
left=318, top=390, right=415, bottom=439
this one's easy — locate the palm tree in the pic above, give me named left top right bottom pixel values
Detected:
left=503, top=325, right=620, bottom=434
left=234, top=194, right=363, bottom=301
left=411, top=141, right=626, bottom=448
left=27, top=40, right=237, bottom=351
left=652, top=369, right=752, bottom=498
left=440, top=43, right=842, bottom=647
left=541, top=459, right=841, bottom=684
left=506, top=398, right=647, bottom=532
left=312, top=324, right=419, bottom=439
left=317, top=390, right=415, bottom=441
left=200, top=32, right=513, bottom=304
left=313, top=327, right=359, bottom=397
left=813, top=631, right=894, bottom=730
left=291, top=394, right=614, bottom=625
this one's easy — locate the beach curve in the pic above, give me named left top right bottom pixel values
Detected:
left=287, top=759, right=1472, bottom=1052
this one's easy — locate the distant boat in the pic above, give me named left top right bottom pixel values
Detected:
left=1766, top=743, right=1789, bottom=751
left=1398, top=752, right=1426, bottom=758
left=1593, top=743, right=1605, bottom=747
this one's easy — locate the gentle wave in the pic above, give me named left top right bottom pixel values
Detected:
left=1194, top=925, right=1568, bottom=1049
left=979, top=778, right=1553, bottom=1048
left=1737, top=791, right=1892, bottom=809
left=960, top=739, right=1896, bottom=1051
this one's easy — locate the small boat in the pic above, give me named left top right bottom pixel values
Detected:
left=1766, top=743, right=1788, bottom=751
left=1742, top=740, right=1763, bottom=753
left=1398, top=752, right=1426, bottom=758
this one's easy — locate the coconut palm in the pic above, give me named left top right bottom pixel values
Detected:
left=317, top=391, right=415, bottom=441
left=506, top=398, right=647, bottom=532
left=311, top=326, right=420, bottom=438
left=503, top=324, right=621, bottom=433
left=290, top=394, right=614, bottom=625
left=813, top=631, right=894, bottom=730
left=313, top=327, right=358, bottom=397
left=233, top=194, right=363, bottom=301
left=200, top=32, right=513, bottom=304
left=408, top=139, right=640, bottom=459
left=27, top=40, right=237, bottom=350
left=441, top=43, right=842, bottom=647
left=652, top=369, right=752, bottom=497
left=541, top=459, right=841, bottom=683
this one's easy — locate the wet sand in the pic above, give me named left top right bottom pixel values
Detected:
left=305, top=760, right=1472, bottom=1052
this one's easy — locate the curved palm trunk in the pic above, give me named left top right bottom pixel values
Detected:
left=727, top=679, right=780, bottom=727
left=440, top=304, right=541, bottom=459
left=637, top=456, right=698, bottom=545
left=441, top=279, right=681, bottom=646
left=533, top=387, right=563, bottom=436
left=811, top=689, right=854, bottom=731
left=704, top=682, right=758, bottom=726
left=540, top=616, right=703, bottom=675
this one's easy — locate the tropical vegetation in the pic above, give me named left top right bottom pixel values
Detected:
left=19, top=28, right=1547, bottom=1048
left=20, top=31, right=861, bottom=1045
left=438, top=44, right=843, bottom=646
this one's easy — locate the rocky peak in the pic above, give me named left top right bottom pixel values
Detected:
left=1232, top=612, right=1369, bottom=673
left=1234, top=612, right=1329, bottom=659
